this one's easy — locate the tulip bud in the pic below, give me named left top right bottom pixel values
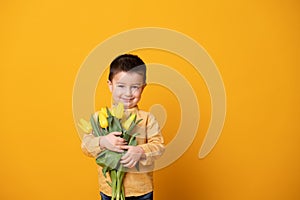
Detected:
left=100, top=107, right=108, bottom=118
left=78, top=118, right=93, bottom=133
left=113, top=103, right=124, bottom=119
left=122, top=114, right=136, bottom=130
left=98, top=112, right=108, bottom=128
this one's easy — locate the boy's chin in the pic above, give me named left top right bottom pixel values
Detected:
left=123, top=103, right=135, bottom=109
left=120, top=101, right=137, bottom=109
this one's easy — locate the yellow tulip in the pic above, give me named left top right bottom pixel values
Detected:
left=100, top=107, right=108, bottom=118
left=112, top=102, right=124, bottom=119
left=122, top=114, right=136, bottom=130
left=98, top=112, right=108, bottom=128
left=110, top=108, right=115, bottom=116
left=78, top=118, right=92, bottom=133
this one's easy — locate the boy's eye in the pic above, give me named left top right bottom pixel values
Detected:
left=117, top=85, right=125, bottom=88
left=131, top=86, right=140, bottom=89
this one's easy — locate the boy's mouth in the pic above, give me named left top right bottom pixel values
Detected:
left=121, top=98, right=133, bottom=102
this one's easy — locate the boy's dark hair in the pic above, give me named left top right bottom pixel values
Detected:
left=109, top=54, right=146, bottom=82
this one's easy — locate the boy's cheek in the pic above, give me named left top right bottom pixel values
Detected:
left=112, top=89, right=121, bottom=96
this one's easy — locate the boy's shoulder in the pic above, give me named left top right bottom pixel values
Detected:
left=136, top=108, right=157, bottom=122
left=136, top=108, right=149, bottom=115
left=136, top=107, right=152, bottom=115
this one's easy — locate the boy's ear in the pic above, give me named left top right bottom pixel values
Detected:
left=107, top=80, right=113, bottom=92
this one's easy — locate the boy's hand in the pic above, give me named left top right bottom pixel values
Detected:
left=120, top=146, right=145, bottom=168
left=100, top=132, right=127, bottom=153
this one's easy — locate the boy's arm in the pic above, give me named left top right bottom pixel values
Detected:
left=81, top=112, right=102, bottom=157
left=81, top=133, right=103, bottom=157
left=138, top=113, right=165, bottom=166
left=81, top=132, right=127, bottom=157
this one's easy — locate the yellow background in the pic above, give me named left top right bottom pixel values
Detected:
left=1, top=1, right=300, bottom=200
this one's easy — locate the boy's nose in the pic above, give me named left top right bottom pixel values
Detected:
left=124, top=87, right=132, bottom=96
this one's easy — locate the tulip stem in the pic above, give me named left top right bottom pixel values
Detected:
left=115, top=166, right=125, bottom=200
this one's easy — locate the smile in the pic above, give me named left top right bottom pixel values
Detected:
left=121, top=98, right=133, bottom=102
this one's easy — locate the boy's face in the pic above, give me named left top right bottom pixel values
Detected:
left=108, top=71, right=145, bottom=109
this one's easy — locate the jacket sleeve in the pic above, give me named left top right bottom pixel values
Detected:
left=81, top=133, right=102, bottom=158
left=139, top=113, right=165, bottom=166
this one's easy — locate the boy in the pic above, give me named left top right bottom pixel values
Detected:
left=81, top=54, right=165, bottom=200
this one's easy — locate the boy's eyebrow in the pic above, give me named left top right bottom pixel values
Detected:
left=115, top=81, right=144, bottom=85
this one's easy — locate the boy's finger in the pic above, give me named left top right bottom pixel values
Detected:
left=120, top=145, right=130, bottom=150
left=114, top=147, right=124, bottom=153
left=120, top=157, right=130, bottom=164
left=117, top=138, right=126, bottom=144
left=123, top=160, right=136, bottom=168
left=121, top=152, right=129, bottom=160
left=112, top=132, right=122, bottom=136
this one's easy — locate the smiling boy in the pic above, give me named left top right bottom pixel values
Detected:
left=81, top=54, right=165, bottom=200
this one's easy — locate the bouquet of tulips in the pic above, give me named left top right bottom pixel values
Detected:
left=78, top=103, right=142, bottom=200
